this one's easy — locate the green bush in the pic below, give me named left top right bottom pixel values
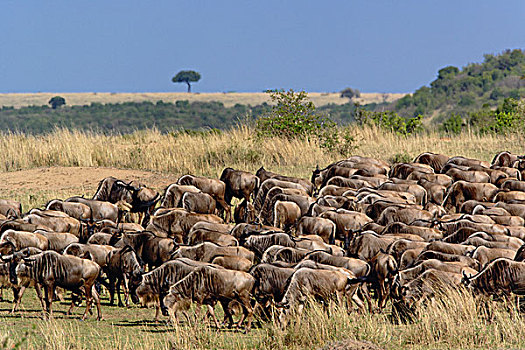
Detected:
left=442, top=114, right=464, bottom=134
left=255, top=89, right=357, bottom=155
left=355, top=108, right=423, bottom=135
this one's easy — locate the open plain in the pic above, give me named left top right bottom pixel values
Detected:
left=0, top=126, right=522, bottom=349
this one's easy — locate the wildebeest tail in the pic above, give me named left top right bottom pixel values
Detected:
left=347, top=275, right=370, bottom=285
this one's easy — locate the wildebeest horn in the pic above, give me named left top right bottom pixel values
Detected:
left=462, top=271, right=470, bottom=282
left=22, top=257, right=36, bottom=263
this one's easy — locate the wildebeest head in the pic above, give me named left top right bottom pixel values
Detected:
left=129, top=272, right=144, bottom=304
left=2, top=247, right=32, bottom=285
left=79, top=217, right=102, bottom=243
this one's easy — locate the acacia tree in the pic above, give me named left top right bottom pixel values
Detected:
left=48, top=96, right=66, bottom=109
left=172, top=70, right=201, bottom=92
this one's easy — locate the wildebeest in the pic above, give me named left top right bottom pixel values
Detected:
left=63, top=243, right=117, bottom=268
left=23, top=210, right=81, bottom=236
left=276, top=267, right=358, bottom=326
left=443, top=181, right=499, bottom=213
left=65, top=197, right=119, bottom=222
left=45, top=199, right=91, bottom=220
left=295, top=216, right=336, bottom=244
left=160, top=184, right=200, bottom=208
left=234, top=199, right=257, bottom=224
left=14, top=250, right=102, bottom=320
left=36, top=230, right=78, bottom=252
left=177, top=175, right=231, bottom=222
left=273, top=201, right=302, bottom=231
left=254, top=179, right=307, bottom=212
left=249, top=263, right=295, bottom=310
left=117, top=231, right=178, bottom=268
left=92, top=177, right=160, bottom=222
left=146, top=208, right=223, bottom=242
left=462, top=258, right=525, bottom=301
left=412, top=152, right=450, bottom=173
left=104, top=245, right=144, bottom=307
left=0, top=230, right=48, bottom=251
left=181, top=191, right=216, bottom=214
left=320, top=210, right=373, bottom=246
left=220, top=168, right=259, bottom=204
left=129, top=258, right=219, bottom=321
left=211, top=255, right=252, bottom=271
left=163, top=265, right=255, bottom=331
left=256, top=167, right=314, bottom=196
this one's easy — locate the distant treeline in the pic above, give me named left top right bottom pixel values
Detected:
left=0, top=100, right=358, bottom=134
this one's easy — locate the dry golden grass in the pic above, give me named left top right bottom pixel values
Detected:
left=0, top=92, right=406, bottom=108
left=0, top=125, right=520, bottom=178
left=0, top=125, right=521, bottom=211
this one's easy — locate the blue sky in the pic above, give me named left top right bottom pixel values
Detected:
left=1, top=1, right=524, bottom=93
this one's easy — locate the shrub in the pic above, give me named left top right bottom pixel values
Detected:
left=442, top=114, right=464, bottom=134
left=256, top=89, right=357, bottom=155
left=355, top=108, right=423, bottom=135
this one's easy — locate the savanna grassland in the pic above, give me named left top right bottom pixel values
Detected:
left=0, top=92, right=405, bottom=109
left=0, top=126, right=524, bottom=349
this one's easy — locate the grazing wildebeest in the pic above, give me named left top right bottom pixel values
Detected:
left=163, top=265, right=255, bottom=331
left=104, top=245, right=144, bottom=307
left=13, top=251, right=102, bottom=320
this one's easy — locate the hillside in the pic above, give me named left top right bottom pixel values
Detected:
left=387, top=49, right=525, bottom=123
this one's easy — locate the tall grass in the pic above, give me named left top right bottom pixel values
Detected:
left=0, top=125, right=522, bottom=180
left=3, top=289, right=524, bottom=349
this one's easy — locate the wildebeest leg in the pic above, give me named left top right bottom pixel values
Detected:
left=44, top=284, right=54, bottom=319
left=116, top=276, right=124, bottom=307
left=35, top=284, right=45, bottom=310
left=345, top=284, right=364, bottom=312
left=82, top=285, right=94, bottom=321
left=377, top=281, right=386, bottom=310
left=67, top=295, right=77, bottom=316
left=91, top=286, right=103, bottom=321
left=154, top=297, right=161, bottom=323
left=219, top=300, right=234, bottom=328
left=218, top=200, right=231, bottom=224
left=206, top=303, right=221, bottom=329
left=122, top=275, right=130, bottom=307
left=11, top=286, right=22, bottom=313
left=107, top=275, right=116, bottom=306
left=239, top=295, right=253, bottom=332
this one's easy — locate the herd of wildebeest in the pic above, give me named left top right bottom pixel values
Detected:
left=1, top=151, right=525, bottom=331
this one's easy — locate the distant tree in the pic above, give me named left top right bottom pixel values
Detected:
left=172, top=70, right=201, bottom=92
left=340, top=87, right=360, bottom=99
left=437, top=66, right=459, bottom=80
left=48, top=96, right=66, bottom=109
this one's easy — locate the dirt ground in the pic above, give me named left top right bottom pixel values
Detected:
left=0, top=166, right=178, bottom=209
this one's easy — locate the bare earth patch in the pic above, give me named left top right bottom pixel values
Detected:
left=0, top=166, right=178, bottom=209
